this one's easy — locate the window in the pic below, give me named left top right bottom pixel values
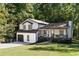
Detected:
left=18, top=35, right=24, bottom=42
left=60, top=29, right=64, bottom=35
left=44, top=30, right=46, bottom=34
left=27, top=35, right=30, bottom=41
left=23, top=25, right=26, bottom=30
left=28, top=24, right=32, bottom=30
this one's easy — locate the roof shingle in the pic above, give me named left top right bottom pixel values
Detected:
left=39, top=22, right=69, bottom=29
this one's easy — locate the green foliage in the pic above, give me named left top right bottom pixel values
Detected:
left=0, top=3, right=78, bottom=41
left=1, top=44, right=79, bottom=55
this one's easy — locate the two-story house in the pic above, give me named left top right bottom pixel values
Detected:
left=16, top=19, right=73, bottom=43
left=16, top=19, right=49, bottom=43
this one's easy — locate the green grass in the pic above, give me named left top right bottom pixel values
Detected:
left=0, top=43, right=79, bottom=56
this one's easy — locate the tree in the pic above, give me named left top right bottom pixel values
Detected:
left=4, top=3, right=34, bottom=42
left=0, top=3, right=78, bottom=42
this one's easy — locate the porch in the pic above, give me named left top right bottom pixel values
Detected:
left=38, top=29, right=68, bottom=38
left=38, top=29, right=71, bottom=43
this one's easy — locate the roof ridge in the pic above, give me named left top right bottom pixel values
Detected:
left=20, top=18, right=49, bottom=24
left=30, top=19, right=49, bottom=24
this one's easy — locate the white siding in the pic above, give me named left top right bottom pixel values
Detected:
left=63, top=29, right=66, bottom=35
left=32, top=22, right=38, bottom=29
left=36, top=32, right=38, bottom=42
left=25, top=19, right=39, bottom=29
left=19, top=21, right=38, bottom=30
left=54, top=29, right=60, bottom=35
left=53, top=29, right=66, bottom=35
left=48, top=29, right=52, bottom=37
left=67, top=21, right=72, bottom=38
left=38, top=24, right=45, bottom=28
left=19, top=22, right=32, bottom=30
left=17, top=32, right=37, bottom=43
left=29, top=20, right=47, bottom=29
left=24, top=22, right=32, bottom=30
left=19, top=19, right=46, bottom=30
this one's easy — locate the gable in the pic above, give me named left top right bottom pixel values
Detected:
left=20, top=19, right=49, bottom=25
left=22, top=21, right=33, bottom=25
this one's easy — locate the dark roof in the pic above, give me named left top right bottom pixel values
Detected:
left=17, top=30, right=38, bottom=33
left=39, top=22, right=69, bottom=29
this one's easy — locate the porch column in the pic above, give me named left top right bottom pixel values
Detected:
left=53, top=29, right=54, bottom=38
left=16, top=33, right=18, bottom=42
left=48, top=29, right=53, bottom=37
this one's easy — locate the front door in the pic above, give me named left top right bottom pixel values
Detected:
left=18, top=35, right=24, bottom=42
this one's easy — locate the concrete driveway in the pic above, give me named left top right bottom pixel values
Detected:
left=0, top=42, right=24, bottom=49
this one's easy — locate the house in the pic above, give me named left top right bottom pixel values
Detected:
left=16, top=18, right=73, bottom=43
left=38, top=21, right=73, bottom=43
left=16, top=19, right=49, bottom=43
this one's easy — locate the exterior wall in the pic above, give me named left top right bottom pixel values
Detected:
left=19, top=20, right=46, bottom=30
left=36, top=32, right=38, bottom=42
left=39, top=29, right=67, bottom=38
left=24, top=22, right=32, bottom=30
left=19, top=22, right=32, bottom=30
left=38, top=29, right=49, bottom=37
left=54, top=29, right=66, bottom=35
left=54, top=29, right=60, bottom=35
left=48, top=29, right=52, bottom=37
left=26, top=19, right=39, bottom=29
left=38, top=24, right=46, bottom=28
left=32, top=22, right=38, bottom=29
left=17, top=32, right=37, bottom=43
left=67, top=21, right=73, bottom=39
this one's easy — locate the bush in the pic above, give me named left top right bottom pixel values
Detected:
left=3, top=35, right=12, bottom=43
left=0, top=35, right=6, bottom=43
left=72, top=38, right=79, bottom=44
left=38, top=36, right=49, bottom=43
left=51, top=38, right=72, bottom=44
left=0, top=35, right=12, bottom=43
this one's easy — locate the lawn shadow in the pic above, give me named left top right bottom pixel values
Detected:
left=29, top=43, right=79, bottom=52
left=69, top=44, right=79, bottom=48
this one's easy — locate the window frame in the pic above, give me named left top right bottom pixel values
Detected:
left=28, top=24, right=32, bottom=30
left=44, top=30, right=46, bottom=34
left=23, top=25, right=26, bottom=30
left=59, top=29, right=64, bottom=35
left=27, top=35, right=30, bottom=41
left=18, top=34, right=24, bottom=42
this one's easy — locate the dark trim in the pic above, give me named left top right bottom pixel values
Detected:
left=18, top=35, right=24, bottom=42
left=38, top=23, right=48, bottom=25
left=22, top=21, right=33, bottom=25
left=17, top=30, right=38, bottom=33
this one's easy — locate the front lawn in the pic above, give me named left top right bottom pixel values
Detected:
left=0, top=43, right=79, bottom=56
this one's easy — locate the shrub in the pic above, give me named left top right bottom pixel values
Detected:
left=0, top=35, right=6, bottom=43
left=51, top=38, right=72, bottom=44
left=38, top=36, right=49, bottom=43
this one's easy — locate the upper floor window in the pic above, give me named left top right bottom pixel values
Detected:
left=28, top=24, right=32, bottom=30
left=23, top=25, right=26, bottom=30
